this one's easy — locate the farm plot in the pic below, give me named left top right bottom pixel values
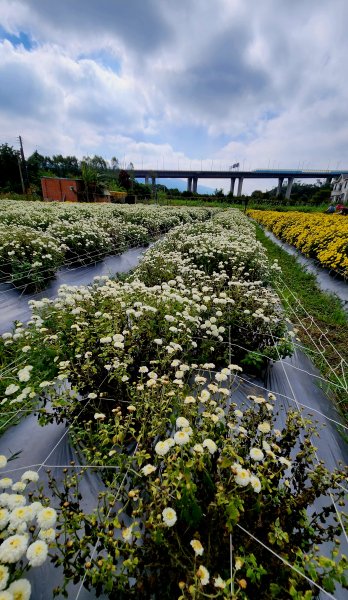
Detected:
left=0, top=209, right=346, bottom=599
left=0, top=201, right=216, bottom=291
left=248, top=210, right=348, bottom=278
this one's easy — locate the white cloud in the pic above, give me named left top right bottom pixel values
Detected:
left=0, top=0, right=347, bottom=194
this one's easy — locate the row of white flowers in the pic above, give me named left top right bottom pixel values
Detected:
left=0, top=208, right=346, bottom=598
left=0, top=201, right=216, bottom=290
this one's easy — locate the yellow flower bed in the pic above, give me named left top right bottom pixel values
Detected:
left=248, top=210, right=348, bottom=277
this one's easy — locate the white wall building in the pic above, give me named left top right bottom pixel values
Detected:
left=330, top=174, right=348, bottom=204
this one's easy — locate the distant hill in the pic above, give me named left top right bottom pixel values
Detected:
left=136, top=178, right=215, bottom=195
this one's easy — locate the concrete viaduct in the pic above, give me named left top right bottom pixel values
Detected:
left=132, top=169, right=345, bottom=199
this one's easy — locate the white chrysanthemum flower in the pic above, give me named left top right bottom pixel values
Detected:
left=262, top=440, right=271, bottom=452
left=155, top=441, right=170, bottom=456
left=9, top=506, right=33, bottom=528
left=0, top=493, right=10, bottom=507
left=250, top=448, right=265, bottom=462
left=8, top=578, right=31, bottom=600
left=153, top=338, right=163, bottom=345
left=122, top=526, right=133, bottom=543
left=190, top=539, right=204, bottom=556
left=11, top=482, right=26, bottom=493
left=0, top=508, right=10, bottom=528
left=127, top=405, right=136, bottom=412
left=113, top=334, right=124, bottom=342
left=196, top=565, right=210, bottom=586
left=21, top=470, right=39, bottom=483
left=162, top=507, right=177, bottom=527
left=7, top=494, right=26, bottom=509
left=0, top=589, right=12, bottom=600
left=176, top=417, right=189, bottom=429
left=214, top=575, right=226, bottom=589
left=21, top=346, right=31, bottom=353
left=5, top=384, right=19, bottom=396
left=174, top=431, right=190, bottom=446
left=0, top=456, right=7, bottom=469
left=0, top=534, right=28, bottom=563
left=148, top=371, right=158, bottom=380
left=184, top=396, right=196, bottom=404
left=26, top=540, right=48, bottom=567
left=215, top=372, right=228, bottom=382
left=228, top=364, right=243, bottom=372
left=29, top=502, right=43, bottom=517
left=17, top=366, right=33, bottom=382
left=250, top=475, right=262, bottom=493
left=37, top=507, right=57, bottom=529
left=234, top=409, right=243, bottom=418
left=0, top=565, right=9, bottom=591
left=94, top=413, right=106, bottom=420
left=258, top=422, right=271, bottom=434
left=234, top=468, right=250, bottom=487
left=141, top=464, right=156, bottom=476
left=88, top=393, right=98, bottom=399
left=38, top=528, right=56, bottom=543
left=100, top=337, right=112, bottom=344
left=0, top=479, right=12, bottom=490
left=200, top=390, right=210, bottom=402
left=203, top=439, right=217, bottom=454
left=192, top=444, right=204, bottom=454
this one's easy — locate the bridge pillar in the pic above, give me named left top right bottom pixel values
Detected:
left=285, top=177, right=294, bottom=200
left=192, top=177, right=198, bottom=194
left=151, top=177, right=156, bottom=199
left=187, top=177, right=193, bottom=192
left=325, top=177, right=333, bottom=185
left=145, top=176, right=149, bottom=185
left=276, top=177, right=284, bottom=197
left=230, top=178, right=236, bottom=195
left=237, top=177, right=243, bottom=196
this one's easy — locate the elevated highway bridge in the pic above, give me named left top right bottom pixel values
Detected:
left=132, top=168, right=346, bottom=199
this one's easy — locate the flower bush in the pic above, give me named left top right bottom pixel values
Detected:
left=1, top=207, right=346, bottom=598
left=48, top=373, right=347, bottom=599
left=0, top=226, right=66, bottom=291
left=0, top=456, right=54, bottom=599
left=0, top=201, right=216, bottom=291
left=0, top=211, right=291, bottom=427
left=248, top=210, right=348, bottom=277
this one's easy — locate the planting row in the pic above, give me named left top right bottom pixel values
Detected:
left=0, top=201, right=216, bottom=290
left=0, top=210, right=346, bottom=598
left=248, top=210, right=348, bottom=277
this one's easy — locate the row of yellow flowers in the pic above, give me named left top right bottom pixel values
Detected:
left=248, top=210, right=348, bottom=277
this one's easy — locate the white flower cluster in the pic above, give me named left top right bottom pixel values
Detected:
left=0, top=457, right=56, bottom=598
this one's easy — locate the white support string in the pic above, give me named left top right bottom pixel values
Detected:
left=267, top=325, right=348, bottom=545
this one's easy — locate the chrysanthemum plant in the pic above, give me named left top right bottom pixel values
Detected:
left=48, top=369, right=347, bottom=599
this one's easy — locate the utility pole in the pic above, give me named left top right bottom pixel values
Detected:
left=17, top=154, right=25, bottom=194
left=18, top=135, right=29, bottom=193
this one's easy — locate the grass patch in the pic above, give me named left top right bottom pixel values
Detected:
left=255, top=224, right=348, bottom=422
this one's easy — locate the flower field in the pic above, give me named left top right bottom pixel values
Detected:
left=248, top=210, right=348, bottom=277
left=0, top=207, right=346, bottom=599
left=0, top=201, right=215, bottom=291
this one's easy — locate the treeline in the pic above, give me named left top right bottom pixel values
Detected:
left=0, top=143, right=332, bottom=205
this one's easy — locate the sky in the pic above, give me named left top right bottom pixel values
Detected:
left=0, top=0, right=347, bottom=193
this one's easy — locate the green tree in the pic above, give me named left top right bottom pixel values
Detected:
left=0, top=143, right=22, bottom=193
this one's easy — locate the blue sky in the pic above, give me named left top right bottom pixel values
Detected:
left=0, top=0, right=347, bottom=193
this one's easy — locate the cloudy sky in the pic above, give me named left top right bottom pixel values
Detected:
left=0, top=0, right=347, bottom=192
